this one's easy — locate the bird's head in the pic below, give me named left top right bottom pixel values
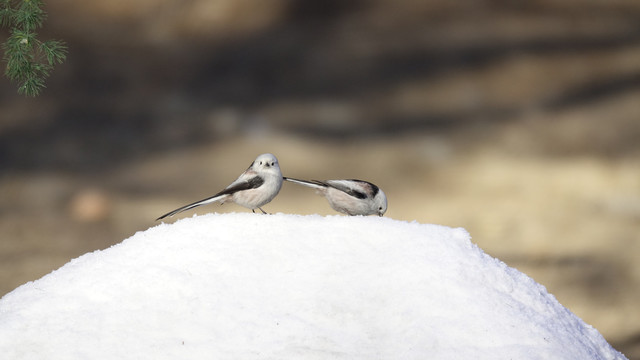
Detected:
left=252, top=153, right=281, bottom=173
left=374, top=188, right=388, bottom=216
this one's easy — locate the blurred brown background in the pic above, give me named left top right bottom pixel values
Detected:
left=1, top=0, right=639, bottom=357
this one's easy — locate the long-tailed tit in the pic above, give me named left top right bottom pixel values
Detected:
left=284, top=177, right=387, bottom=216
left=157, top=153, right=283, bottom=220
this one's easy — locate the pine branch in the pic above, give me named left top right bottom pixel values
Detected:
left=40, top=39, right=66, bottom=65
left=1, top=0, right=67, bottom=96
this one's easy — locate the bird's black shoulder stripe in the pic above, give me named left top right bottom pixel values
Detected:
left=369, top=183, right=380, bottom=197
left=247, top=176, right=265, bottom=189
left=346, top=179, right=379, bottom=197
left=216, top=176, right=264, bottom=197
left=325, top=180, right=368, bottom=200
left=347, top=189, right=368, bottom=199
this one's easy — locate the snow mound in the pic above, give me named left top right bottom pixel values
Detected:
left=0, top=213, right=626, bottom=359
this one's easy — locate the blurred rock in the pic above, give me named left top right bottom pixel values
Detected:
left=68, top=189, right=111, bottom=223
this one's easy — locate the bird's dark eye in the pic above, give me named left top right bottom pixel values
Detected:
left=379, top=207, right=383, bottom=210
left=259, top=161, right=263, bottom=165
left=271, top=162, right=275, bottom=166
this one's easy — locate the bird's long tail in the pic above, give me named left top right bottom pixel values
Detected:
left=283, top=177, right=327, bottom=190
left=156, top=194, right=225, bottom=220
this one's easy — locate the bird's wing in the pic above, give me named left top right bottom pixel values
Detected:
left=315, top=180, right=369, bottom=200
left=219, top=175, right=265, bottom=196
left=156, top=176, right=265, bottom=220
left=347, top=179, right=380, bottom=197
left=283, top=177, right=327, bottom=190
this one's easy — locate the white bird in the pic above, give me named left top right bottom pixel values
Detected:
left=284, top=177, right=387, bottom=216
left=157, top=153, right=283, bottom=220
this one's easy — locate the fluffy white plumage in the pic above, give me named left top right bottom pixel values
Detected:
left=157, top=153, right=283, bottom=220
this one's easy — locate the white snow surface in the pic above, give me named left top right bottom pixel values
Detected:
left=0, top=213, right=627, bottom=360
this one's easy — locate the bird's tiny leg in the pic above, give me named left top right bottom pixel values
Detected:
left=258, top=207, right=268, bottom=214
left=252, top=209, right=256, bottom=214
